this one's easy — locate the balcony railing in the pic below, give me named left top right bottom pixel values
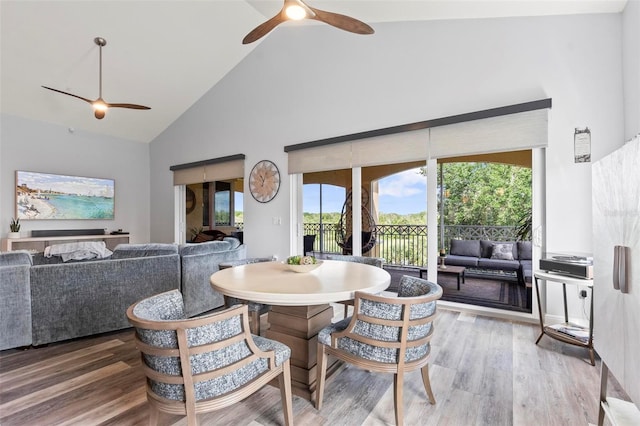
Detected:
left=303, top=223, right=519, bottom=267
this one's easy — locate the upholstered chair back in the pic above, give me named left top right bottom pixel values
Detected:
left=127, top=289, right=293, bottom=426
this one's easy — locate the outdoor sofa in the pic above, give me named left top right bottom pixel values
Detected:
left=444, top=239, right=532, bottom=285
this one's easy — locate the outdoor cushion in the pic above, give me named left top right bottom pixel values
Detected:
left=477, top=258, right=520, bottom=271
left=449, top=240, right=481, bottom=257
left=444, top=254, right=479, bottom=267
left=491, top=243, right=515, bottom=260
left=518, top=241, right=532, bottom=260
left=480, top=240, right=517, bottom=259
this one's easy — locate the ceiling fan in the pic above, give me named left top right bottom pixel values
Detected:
left=42, top=37, right=150, bottom=119
left=243, top=0, right=374, bottom=44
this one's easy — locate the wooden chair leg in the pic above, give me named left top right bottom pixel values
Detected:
left=249, top=311, right=260, bottom=335
left=394, top=373, right=404, bottom=426
left=278, top=359, right=294, bottom=426
left=315, top=342, right=328, bottom=410
left=148, top=404, right=159, bottom=426
left=420, top=364, right=436, bottom=404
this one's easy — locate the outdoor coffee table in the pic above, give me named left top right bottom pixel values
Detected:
left=419, top=265, right=466, bottom=290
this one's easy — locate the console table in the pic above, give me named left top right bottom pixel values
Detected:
left=533, top=270, right=594, bottom=365
left=1, top=234, right=129, bottom=253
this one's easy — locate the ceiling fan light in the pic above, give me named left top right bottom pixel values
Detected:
left=92, top=101, right=108, bottom=112
left=285, top=5, right=306, bottom=20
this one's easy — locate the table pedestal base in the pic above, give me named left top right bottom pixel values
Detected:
left=265, top=304, right=340, bottom=400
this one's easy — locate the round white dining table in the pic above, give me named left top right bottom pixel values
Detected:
left=210, top=259, right=390, bottom=400
left=210, top=259, right=390, bottom=306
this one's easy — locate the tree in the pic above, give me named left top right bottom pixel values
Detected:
left=422, top=162, right=532, bottom=226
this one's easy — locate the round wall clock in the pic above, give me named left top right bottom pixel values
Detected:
left=249, top=160, right=281, bottom=203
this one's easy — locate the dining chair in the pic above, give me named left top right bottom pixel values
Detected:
left=322, top=254, right=385, bottom=318
left=219, top=257, right=274, bottom=335
left=315, top=275, right=442, bottom=426
left=127, top=289, right=293, bottom=426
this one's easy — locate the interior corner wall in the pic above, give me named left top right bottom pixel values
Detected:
left=0, top=113, right=151, bottom=242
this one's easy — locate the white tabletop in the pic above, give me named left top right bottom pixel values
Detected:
left=210, top=260, right=391, bottom=306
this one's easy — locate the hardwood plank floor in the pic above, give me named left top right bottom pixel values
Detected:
left=0, top=307, right=629, bottom=425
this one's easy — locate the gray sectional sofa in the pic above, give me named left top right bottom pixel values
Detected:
left=179, top=238, right=246, bottom=317
left=0, top=251, right=33, bottom=350
left=0, top=238, right=246, bottom=350
left=444, top=239, right=532, bottom=285
left=29, top=243, right=181, bottom=346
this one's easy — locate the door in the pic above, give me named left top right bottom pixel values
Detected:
left=592, top=137, right=640, bottom=404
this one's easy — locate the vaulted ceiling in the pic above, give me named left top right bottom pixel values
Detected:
left=0, top=1, right=627, bottom=143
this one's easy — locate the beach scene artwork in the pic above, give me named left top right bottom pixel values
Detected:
left=16, top=171, right=114, bottom=220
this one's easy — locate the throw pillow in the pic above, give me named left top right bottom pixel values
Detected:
left=491, top=243, right=514, bottom=260
left=193, top=232, right=214, bottom=243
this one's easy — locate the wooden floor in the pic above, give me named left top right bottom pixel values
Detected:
left=0, top=306, right=628, bottom=426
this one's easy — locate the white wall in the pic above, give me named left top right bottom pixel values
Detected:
left=623, top=0, right=640, bottom=140
left=0, top=114, right=151, bottom=242
left=150, top=13, right=624, bottom=255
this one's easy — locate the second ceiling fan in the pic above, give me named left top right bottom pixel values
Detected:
left=243, top=0, right=374, bottom=44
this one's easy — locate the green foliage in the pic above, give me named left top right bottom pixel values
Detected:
left=9, top=217, right=20, bottom=232
left=425, top=162, right=531, bottom=227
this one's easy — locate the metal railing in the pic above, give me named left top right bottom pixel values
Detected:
left=303, top=223, right=519, bottom=267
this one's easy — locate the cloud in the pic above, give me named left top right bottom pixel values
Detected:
left=378, top=168, right=426, bottom=197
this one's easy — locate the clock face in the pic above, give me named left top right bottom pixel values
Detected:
left=249, top=160, right=280, bottom=203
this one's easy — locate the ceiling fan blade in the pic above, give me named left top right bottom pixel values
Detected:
left=41, top=86, right=93, bottom=104
left=243, top=12, right=287, bottom=44
left=308, top=6, right=374, bottom=35
left=106, top=102, right=151, bottom=110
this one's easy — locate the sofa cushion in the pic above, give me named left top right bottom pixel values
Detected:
left=518, top=241, right=532, bottom=260
left=477, top=258, right=520, bottom=271
left=179, top=240, right=233, bottom=257
left=444, top=255, right=479, bottom=267
left=491, top=243, right=515, bottom=260
left=449, top=240, right=481, bottom=258
left=0, top=251, right=32, bottom=266
left=111, top=243, right=179, bottom=259
left=223, top=237, right=241, bottom=250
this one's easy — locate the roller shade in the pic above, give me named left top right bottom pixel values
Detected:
left=351, top=129, right=429, bottom=167
left=285, top=99, right=550, bottom=173
left=171, top=155, right=245, bottom=185
left=288, top=143, right=351, bottom=174
left=430, top=109, right=548, bottom=159
left=287, top=129, right=429, bottom=174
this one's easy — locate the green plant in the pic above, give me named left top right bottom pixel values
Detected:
left=515, top=211, right=532, bottom=241
left=9, top=217, right=20, bottom=232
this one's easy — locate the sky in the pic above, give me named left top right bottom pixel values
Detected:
left=303, top=167, right=427, bottom=215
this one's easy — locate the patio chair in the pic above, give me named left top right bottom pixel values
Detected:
left=315, top=276, right=442, bottom=426
left=322, top=254, right=384, bottom=318
left=127, top=289, right=293, bottom=426
left=219, top=257, right=274, bottom=335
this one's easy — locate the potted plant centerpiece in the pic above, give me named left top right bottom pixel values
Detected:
left=8, top=217, right=21, bottom=238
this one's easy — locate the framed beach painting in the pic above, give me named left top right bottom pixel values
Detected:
left=16, top=171, right=114, bottom=220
